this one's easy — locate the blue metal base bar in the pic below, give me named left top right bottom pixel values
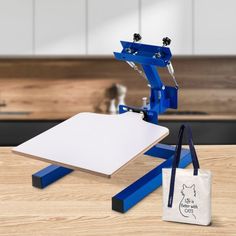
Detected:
left=145, top=143, right=176, bottom=159
left=112, top=144, right=192, bottom=213
left=32, top=165, right=73, bottom=189
left=32, top=144, right=191, bottom=213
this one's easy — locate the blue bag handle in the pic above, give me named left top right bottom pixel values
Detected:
left=167, top=124, right=200, bottom=208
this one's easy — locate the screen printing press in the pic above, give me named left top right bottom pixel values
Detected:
left=13, top=34, right=192, bottom=213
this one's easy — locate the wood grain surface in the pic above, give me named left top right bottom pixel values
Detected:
left=0, top=57, right=235, bottom=120
left=0, top=145, right=235, bottom=235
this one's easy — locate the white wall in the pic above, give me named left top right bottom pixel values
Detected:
left=194, top=0, right=236, bottom=55
left=141, top=0, right=193, bottom=55
left=88, top=0, right=139, bottom=55
left=0, top=0, right=235, bottom=56
left=35, top=0, right=86, bottom=55
left=0, top=0, right=33, bottom=55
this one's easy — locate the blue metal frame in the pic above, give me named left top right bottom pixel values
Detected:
left=32, top=165, right=73, bottom=189
left=112, top=144, right=191, bottom=213
left=32, top=39, right=191, bottom=213
left=111, top=40, right=191, bottom=212
left=114, top=40, right=177, bottom=124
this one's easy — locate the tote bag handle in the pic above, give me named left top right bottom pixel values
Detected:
left=167, top=124, right=200, bottom=207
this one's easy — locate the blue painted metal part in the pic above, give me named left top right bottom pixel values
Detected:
left=32, top=165, right=73, bottom=189
left=112, top=39, right=190, bottom=213
left=32, top=39, right=190, bottom=214
left=145, top=143, right=176, bottom=159
left=114, top=40, right=178, bottom=124
left=114, top=41, right=172, bottom=67
left=112, top=144, right=192, bottom=213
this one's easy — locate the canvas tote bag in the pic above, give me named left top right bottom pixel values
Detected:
left=162, top=124, right=212, bottom=225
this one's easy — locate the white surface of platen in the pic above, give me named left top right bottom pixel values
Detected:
left=13, top=112, right=169, bottom=177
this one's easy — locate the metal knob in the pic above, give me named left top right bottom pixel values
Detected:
left=162, top=37, right=171, bottom=46
left=133, top=33, right=142, bottom=42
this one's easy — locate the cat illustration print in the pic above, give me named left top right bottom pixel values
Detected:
left=179, top=184, right=198, bottom=219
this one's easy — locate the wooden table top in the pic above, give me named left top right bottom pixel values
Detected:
left=0, top=145, right=235, bottom=236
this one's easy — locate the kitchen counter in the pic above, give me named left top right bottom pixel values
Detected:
left=0, top=145, right=235, bottom=235
left=0, top=113, right=236, bottom=121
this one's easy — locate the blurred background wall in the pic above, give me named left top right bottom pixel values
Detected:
left=0, top=0, right=235, bottom=145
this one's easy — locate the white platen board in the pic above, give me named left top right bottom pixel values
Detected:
left=13, top=112, right=169, bottom=177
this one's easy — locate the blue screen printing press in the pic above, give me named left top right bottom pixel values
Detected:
left=12, top=34, right=192, bottom=213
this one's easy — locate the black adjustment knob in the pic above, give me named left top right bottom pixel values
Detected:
left=162, top=37, right=171, bottom=46
left=133, top=33, right=142, bottom=42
